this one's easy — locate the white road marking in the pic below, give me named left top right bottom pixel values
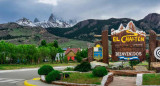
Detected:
left=0, top=78, right=24, bottom=83
left=0, top=66, right=74, bottom=73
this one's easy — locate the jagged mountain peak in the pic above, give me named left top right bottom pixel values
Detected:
left=34, top=18, right=40, bottom=23
left=15, top=13, right=76, bottom=28
left=16, top=17, right=36, bottom=27
left=48, top=13, right=56, bottom=22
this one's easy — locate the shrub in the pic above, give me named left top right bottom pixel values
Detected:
left=38, top=65, right=54, bottom=75
left=45, top=70, right=62, bottom=83
left=75, top=56, right=82, bottom=62
left=63, top=56, right=68, bottom=63
left=92, top=66, right=108, bottom=77
left=74, top=62, right=91, bottom=72
left=129, top=60, right=140, bottom=69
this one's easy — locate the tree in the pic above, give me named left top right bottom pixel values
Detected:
left=53, top=40, right=58, bottom=48
left=41, top=40, right=47, bottom=46
left=38, top=46, right=50, bottom=62
left=49, top=47, right=58, bottom=63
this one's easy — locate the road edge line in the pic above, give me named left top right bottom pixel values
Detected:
left=24, top=80, right=37, bottom=86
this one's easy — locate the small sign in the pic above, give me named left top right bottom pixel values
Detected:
left=154, top=47, right=160, bottom=60
left=93, top=44, right=103, bottom=60
left=118, top=56, right=139, bottom=61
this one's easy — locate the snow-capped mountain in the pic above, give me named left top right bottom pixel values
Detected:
left=16, top=17, right=36, bottom=27
left=16, top=14, right=77, bottom=28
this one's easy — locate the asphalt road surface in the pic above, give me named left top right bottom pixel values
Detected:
left=0, top=66, right=73, bottom=86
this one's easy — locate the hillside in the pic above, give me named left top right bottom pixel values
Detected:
left=46, top=13, right=160, bottom=42
left=0, top=22, right=69, bottom=45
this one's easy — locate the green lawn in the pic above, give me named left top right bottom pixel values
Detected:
left=60, top=72, right=102, bottom=85
left=143, top=73, right=160, bottom=85
left=0, top=63, right=78, bottom=70
left=137, top=61, right=148, bottom=66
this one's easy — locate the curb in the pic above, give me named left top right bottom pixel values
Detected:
left=24, top=78, right=40, bottom=86
left=24, top=80, right=37, bottom=86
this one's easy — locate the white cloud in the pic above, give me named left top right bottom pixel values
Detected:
left=37, top=0, right=58, bottom=6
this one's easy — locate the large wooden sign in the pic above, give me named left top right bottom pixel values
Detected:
left=111, top=21, right=146, bottom=61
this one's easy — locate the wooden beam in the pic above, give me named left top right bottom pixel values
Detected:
left=94, top=34, right=160, bottom=37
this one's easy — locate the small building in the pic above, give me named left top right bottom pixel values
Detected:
left=55, top=53, right=65, bottom=61
left=65, top=48, right=80, bottom=61
left=62, top=48, right=67, bottom=53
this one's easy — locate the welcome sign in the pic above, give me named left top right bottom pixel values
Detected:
left=111, top=21, right=146, bottom=61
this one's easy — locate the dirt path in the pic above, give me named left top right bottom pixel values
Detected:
left=109, top=76, right=136, bottom=86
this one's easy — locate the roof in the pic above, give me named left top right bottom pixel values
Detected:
left=65, top=48, right=80, bottom=55
left=62, top=48, right=67, bottom=51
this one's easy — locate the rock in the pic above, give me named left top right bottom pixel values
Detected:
left=64, top=74, right=70, bottom=78
left=40, top=75, right=46, bottom=81
left=101, top=73, right=114, bottom=86
left=90, top=61, right=108, bottom=69
left=82, top=58, right=88, bottom=62
left=109, top=70, right=155, bottom=76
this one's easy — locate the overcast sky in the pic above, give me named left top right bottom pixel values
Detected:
left=0, top=0, right=160, bottom=23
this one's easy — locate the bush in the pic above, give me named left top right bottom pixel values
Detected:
left=45, top=70, right=62, bottom=83
left=92, top=66, right=108, bottom=77
left=129, top=60, right=140, bottom=69
left=38, top=65, right=54, bottom=75
left=75, top=56, right=82, bottom=62
left=74, top=62, right=91, bottom=72
left=63, top=56, right=68, bottom=63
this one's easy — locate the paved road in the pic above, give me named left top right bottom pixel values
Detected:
left=0, top=66, right=74, bottom=86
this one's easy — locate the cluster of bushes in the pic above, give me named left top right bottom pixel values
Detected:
left=74, top=62, right=108, bottom=77
left=74, top=62, right=91, bottom=72
left=0, top=40, right=63, bottom=64
left=38, top=65, right=63, bottom=83
left=39, top=63, right=108, bottom=84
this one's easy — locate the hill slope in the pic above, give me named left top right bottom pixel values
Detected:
left=0, top=22, right=69, bottom=44
left=46, top=13, right=160, bottom=42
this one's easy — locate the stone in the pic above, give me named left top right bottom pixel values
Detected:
left=40, top=75, right=46, bottom=81
left=136, top=74, right=143, bottom=86
left=82, top=58, right=88, bottom=62
left=134, top=66, right=148, bottom=71
left=101, top=73, right=114, bottom=86
left=90, top=61, right=108, bottom=69
left=109, top=70, right=155, bottom=76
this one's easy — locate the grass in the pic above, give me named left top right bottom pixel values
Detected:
left=137, top=61, right=148, bottom=66
left=59, top=39, right=94, bottom=49
left=0, top=62, right=78, bottom=70
left=9, top=28, right=32, bottom=36
left=143, top=73, right=160, bottom=85
left=64, top=67, right=74, bottom=71
left=60, top=72, right=102, bottom=85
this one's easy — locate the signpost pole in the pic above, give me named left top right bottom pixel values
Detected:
left=102, top=30, right=109, bottom=64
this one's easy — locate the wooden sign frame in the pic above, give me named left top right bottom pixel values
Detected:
left=111, top=21, right=146, bottom=61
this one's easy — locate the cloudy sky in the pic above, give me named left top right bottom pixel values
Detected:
left=0, top=0, right=160, bottom=23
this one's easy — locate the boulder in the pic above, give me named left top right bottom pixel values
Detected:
left=90, top=61, right=108, bottom=69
